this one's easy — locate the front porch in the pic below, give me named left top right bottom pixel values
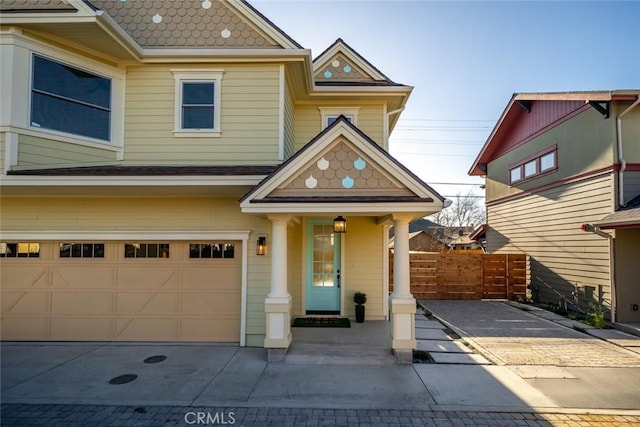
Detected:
left=285, top=320, right=396, bottom=365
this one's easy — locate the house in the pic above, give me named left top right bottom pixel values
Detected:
left=469, top=91, right=640, bottom=323
left=389, top=230, right=445, bottom=252
left=0, top=0, right=445, bottom=360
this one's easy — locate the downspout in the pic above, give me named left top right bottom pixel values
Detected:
left=616, top=96, right=640, bottom=207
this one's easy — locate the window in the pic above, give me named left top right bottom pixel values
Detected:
left=0, top=242, right=40, bottom=258
left=124, top=243, right=170, bottom=258
left=60, top=243, right=104, bottom=258
left=189, top=243, right=235, bottom=259
left=172, top=70, right=223, bottom=137
left=31, top=55, right=111, bottom=141
left=319, top=107, right=359, bottom=128
left=509, top=146, right=558, bottom=184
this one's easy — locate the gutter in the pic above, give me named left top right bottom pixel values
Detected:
left=616, top=96, right=640, bottom=207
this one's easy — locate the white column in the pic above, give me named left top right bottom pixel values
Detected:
left=264, top=215, right=292, bottom=357
left=390, top=214, right=416, bottom=363
left=392, top=217, right=412, bottom=299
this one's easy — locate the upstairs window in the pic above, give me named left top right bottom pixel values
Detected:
left=31, top=55, right=111, bottom=141
left=172, top=70, right=223, bottom=137
left=319, top=107, right=359, bottom=129
left=509, top=145, right=557, bottom=184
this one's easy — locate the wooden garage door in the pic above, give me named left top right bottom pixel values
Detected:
left=0, top=241, right=241, bottom=342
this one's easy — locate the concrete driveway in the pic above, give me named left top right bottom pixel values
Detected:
left=420, top=300, right=640, bottom=410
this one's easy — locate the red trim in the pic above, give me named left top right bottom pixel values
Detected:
left=599, top=224, right=640, bottom=230
left=625, top=163, right=640, bottom=172
left=487, top=164, right=616, bottom=207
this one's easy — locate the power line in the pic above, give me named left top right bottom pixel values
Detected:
left=391, top=152, right=476, bottom=157
left=392, top=140, right=483, bottom=146
left=398, top=118, right=495, bottom=123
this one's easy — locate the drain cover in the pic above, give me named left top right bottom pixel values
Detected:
left=143, top=355, right=167, bottom=364
left=108, top=374, right=138, bottom=385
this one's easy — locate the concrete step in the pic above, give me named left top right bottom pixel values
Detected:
left=284, top=348, right=396, bottom=365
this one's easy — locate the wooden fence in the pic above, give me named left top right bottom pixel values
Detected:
left=389, top=252, right=527, bottom=300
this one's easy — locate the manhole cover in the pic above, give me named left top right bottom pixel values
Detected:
left=108, top=374, right=138, bottom=385
left=143, top=355, right=167, bottom=364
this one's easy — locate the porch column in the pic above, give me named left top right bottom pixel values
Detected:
left=264, top=214, right=292, bottom=360
left=390, top=214, right=416, bottom=363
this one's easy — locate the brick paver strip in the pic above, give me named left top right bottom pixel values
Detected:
left=2, top=404, right=639, bottom=426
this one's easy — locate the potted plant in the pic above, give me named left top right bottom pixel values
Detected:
left=353, top=291, right=367, bottom=323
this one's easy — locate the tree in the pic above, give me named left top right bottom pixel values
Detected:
left=428, top=188, right=486, bottom=228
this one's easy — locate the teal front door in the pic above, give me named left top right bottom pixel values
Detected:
left=306, top=219, right=341, bottom=313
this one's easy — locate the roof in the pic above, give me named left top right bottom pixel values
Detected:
left=7, top=165, right=277, bottom=176
left=593, top=194, right=640, bottom=229
left=469, top=90, right=640, bottom=176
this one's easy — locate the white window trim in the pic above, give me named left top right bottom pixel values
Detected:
left=172, top=69, right=223, bottom=138
left=21, top=46, right=125, bottom=150
left=318, top=107, right=359, bottom=128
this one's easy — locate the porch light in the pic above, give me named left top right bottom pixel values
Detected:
left=256, top=236, right=267, bottom=256
left=333, top=216, right=347, bottom=233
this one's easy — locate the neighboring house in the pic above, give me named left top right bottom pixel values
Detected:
left=0, top=0, right=445, bottom=359
left=469, top=91, right=640, bottom=323
left=468, top=224, right=487, bottom=252
left=389, top=230, right=444, bottom=252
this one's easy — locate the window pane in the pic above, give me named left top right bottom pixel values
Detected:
left=183, top=82, right=214, bottom=104
left=147, top=243, right=158, bottom=258
left=33, top=55, right=111, bottom=108
left=82, top=243, right=94, bottom=258
left=125, top=244, right=136, bottom=258
left=540, top=152, right=555, bottom=171
left=201, top=244, right=212, bottom=258
left=160, top=244, right=170, bottom=258
left=136, top=244, right=147, bottom=258
left=60, top=243, right=71, bottom=258
left=223, top=243, right=234, bottom=258
left=28, top=243, right=40, bottom=258
left=72, top=244, right=82, bottom=258
left=524, top=160, right=537, bottom=177
left=182, top=106, right=214, bottom=129
left=190, top=244, right=201, bottom=258
left=212, top=244, right=222, bottom=258
left=31, top=92, right=110, bottom=141
left=510, top=167, right=521, bottom=182
left=94, top=244, right=105, bottom=258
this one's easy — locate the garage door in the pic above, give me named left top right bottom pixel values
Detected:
left=0, top=241, right=241, bottom=342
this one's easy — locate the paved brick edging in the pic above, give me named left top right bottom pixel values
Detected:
left=2, top=404, right=640, bottom=426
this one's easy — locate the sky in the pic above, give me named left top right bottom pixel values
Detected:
left=254, top=0, right=640, bottom=201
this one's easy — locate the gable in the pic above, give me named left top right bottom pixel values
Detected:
left=241, top=117, right=444, bottom=214
left=270, top=138, right=414, bottom=198
left=313, top=38, right=394, bottom=85
left=86, top=0, right=296, bottom=49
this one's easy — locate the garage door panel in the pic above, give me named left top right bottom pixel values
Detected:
left=117, top=267, right=179, bottom=289
left=116, top=292, right=179, bottom=314
left=53, top=267, right=115, bottom=289
left=2, top=292, right=49, bottom=314
left=182, top=292, right=240, bottom=315
left=1, top=317, right=48, bottom=339
left=115, top=318, right=178, bottom=341
left=51, top=317, right=110, bottom=340
left=1, top=266, right=49, bottom=289
left=181, top=318, right=239, bottom=342
left=182, top=266, right=240, bottom=290
left=52, top=292, right=112, bottom=314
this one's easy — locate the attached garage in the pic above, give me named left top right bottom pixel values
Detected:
left=1, top=241, right=242, bottom=342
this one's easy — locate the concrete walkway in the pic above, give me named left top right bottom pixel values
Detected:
left=2, top=301, right=640, bottom=425
left=420, top=300, right=640, bottom=411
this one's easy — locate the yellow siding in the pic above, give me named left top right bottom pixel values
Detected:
left=616, top=101, right=640, bottom=163
left=294, top=104, right=385, bottom=151
left=487, top=174, right=615, bottom=315
left=17, top=134, right=116, bottom=167
left=486, top=108, right=616, bottom=202
left=343, top=217, right=386, bottom=320
left=124, top=64, right=280, bottom=165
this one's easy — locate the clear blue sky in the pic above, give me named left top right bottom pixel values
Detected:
left=254, top=0, right=640, bottom=200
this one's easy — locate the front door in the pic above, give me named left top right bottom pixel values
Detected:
left=306, top=219, right=341, bottom=313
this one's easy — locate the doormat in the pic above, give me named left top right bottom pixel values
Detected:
left=292, top=317, right=351, bottom=328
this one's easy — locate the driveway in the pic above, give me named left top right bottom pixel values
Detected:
left=420, top=300, right=640, bottom=410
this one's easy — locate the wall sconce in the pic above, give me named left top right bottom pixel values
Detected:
left=257, top=236, right=267, bottom=255
left=333, top=216, right=347, bottom=233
